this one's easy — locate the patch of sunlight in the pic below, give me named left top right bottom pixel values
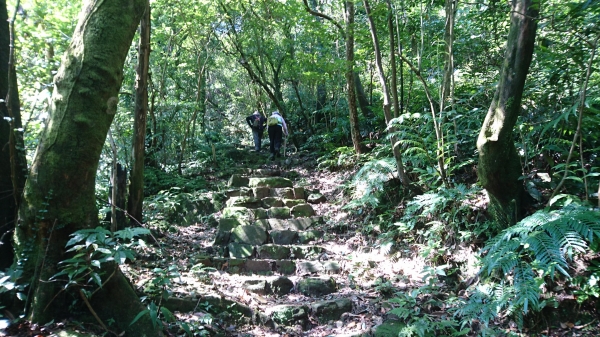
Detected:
left=0, top=319, right=9, bottom=330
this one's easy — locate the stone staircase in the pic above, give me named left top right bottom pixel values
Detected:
left=200, top=168, right=355, bottom=331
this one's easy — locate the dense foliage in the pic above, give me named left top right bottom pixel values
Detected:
left=2, top=0, right=599, bottom=334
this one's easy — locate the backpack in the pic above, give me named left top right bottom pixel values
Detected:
left=267, top=116, right=279, bottom=126
left=252, top=116, right=260, bottom=128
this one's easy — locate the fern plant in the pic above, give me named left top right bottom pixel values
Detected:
left=455, top=203, right=600, bottom=329
left=344, top=157, right=398, bottom=209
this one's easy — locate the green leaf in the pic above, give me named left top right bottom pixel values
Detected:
left=129, top=309, right=149, bottom=326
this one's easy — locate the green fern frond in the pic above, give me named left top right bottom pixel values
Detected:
left=470, top=203, right=600, bottom=327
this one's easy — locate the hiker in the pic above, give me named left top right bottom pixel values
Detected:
left=266, top=110, right=288, bottom=159
left=245, top=111, right=266, bottom=152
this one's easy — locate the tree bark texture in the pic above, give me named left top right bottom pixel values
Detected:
left=364, top=0, right=412, bottom=189
left=14, top=0, right=159, bottom=334
left=129, top=0, right=151, bottom=225
left=0, top=0, right=27, bottom=270
left=345, top=1, right=362, bottom=154
left=477, top=0, right=539, bottom=225
left=353, top=71, right=374, bottom=119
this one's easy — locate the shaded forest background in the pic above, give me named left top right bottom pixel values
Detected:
left=1, top=0, right=600, bottom=335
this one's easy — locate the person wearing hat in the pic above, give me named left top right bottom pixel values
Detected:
left=266, top=110, right=288, bottom=159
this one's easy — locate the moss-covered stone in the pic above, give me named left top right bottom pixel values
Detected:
left=296, top=261, right=323, bottom=274
left=269, top=230, right=298, bottom=244
left=253, top=186, right=271, bottom=199
left=297, top=277, right=337, bottom=297
left=311, top=298, right=353, bottom=323
left=268, top=305, right=309, bottom=327
left=251, top=208, right=269, bottom=220
left=283, top=198, right=305, bottom=207
left=213, top=217, right=243, bottom=245
left=261, top=197, right=284, bottom=208
left=275, top=260, right=296, bottom=275
left=267, top=276, right=294, bottom=296
left=230, top=225, right=268, bottom=245
left=268, top=207, right=290, bottom=219
left=257, top=244, right=291, bottom=259
left=291, top=204, right=315, bottom=217
left=228, top=174, right=249, bottom=187
left=228, top=243, right=254, bottom=258
left=298, top=230, right=323, bottom=244
left=293, top=187, right=306, bottom=200
left=222, top=207, right=253, bottom=224
left=249, top=177, right=293, bottom=188
left=290, top=245, right=326, bottom=259
left=226, top=196, right=262, bottom=208
left=271, top=187, right=295, bottom=199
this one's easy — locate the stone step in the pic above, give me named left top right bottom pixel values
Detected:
left=225, top=243, right=328, bottom=260
left=264, top=298, right=353, bottom=329
left=194, top=257, right=341, bottom=276
left=228, top=175, right=294, bottom=188
left=226, top=186, right=308, bottom=200
left=214, top=216, right=324, bottom=245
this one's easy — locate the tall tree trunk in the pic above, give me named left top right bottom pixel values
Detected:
left=439, top=0, right=456, bottom=115
left=14, top=0, right=159, bottom=334
left=345, top=1, right=362, bottom=153
left=354, top=71, right=374, bottom=119
left=364, top=0, right=413, bottom=189
left=477, top=0, right=539, bottom=226
left=128, top=0, right=151, bottom=225
left=0, top=0, right=27, bottom=270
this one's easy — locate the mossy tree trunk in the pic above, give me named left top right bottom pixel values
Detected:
left=14, top=0, right=160, bottom=335
left=0, top=0, right=27, bottom=270
left=477, top=0, right=539, bottom=226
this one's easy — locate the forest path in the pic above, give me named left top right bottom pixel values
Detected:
left=129, top=151, right=426, bottom=336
